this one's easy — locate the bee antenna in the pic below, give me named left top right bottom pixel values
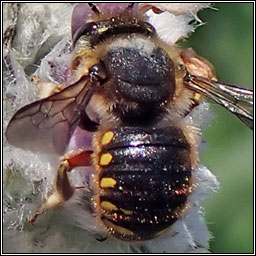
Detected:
left=127, top=3, right=135, bottom=10
left=88, top=3, right=101, bottom=15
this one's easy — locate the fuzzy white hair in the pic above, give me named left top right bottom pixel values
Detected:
left=3, top=3, right=218, bottom=253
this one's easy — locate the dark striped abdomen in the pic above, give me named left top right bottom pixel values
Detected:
left=96, top=126, right=192, bottom=241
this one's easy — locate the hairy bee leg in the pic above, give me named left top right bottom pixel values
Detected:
left=29, top=160, right=72, bottom=224
left=29, top=150, right=93, bottom=224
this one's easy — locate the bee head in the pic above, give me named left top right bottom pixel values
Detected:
left=73, top=14, right=176, bottom=123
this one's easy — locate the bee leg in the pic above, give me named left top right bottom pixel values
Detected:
left=29, top=150, right=93, bottom=224
left=62, top=150, right=93, bottom=168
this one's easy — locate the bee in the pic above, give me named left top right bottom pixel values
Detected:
left=5, top=3, right=253, bottom=242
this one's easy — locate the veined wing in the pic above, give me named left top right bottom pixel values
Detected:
left=184, top=73, right=253, bottom=130
left=6, top=76, right=94, bottom=155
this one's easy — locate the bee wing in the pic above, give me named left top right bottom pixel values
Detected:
left=184, top=74, right=253, bottom=130
left=6, top=76, right=93, bottom=155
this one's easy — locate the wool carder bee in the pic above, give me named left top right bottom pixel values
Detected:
left=5, top=3, right=253, bottom=242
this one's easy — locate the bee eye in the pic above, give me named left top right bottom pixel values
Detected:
left=89, top=61, right=108, bottom=84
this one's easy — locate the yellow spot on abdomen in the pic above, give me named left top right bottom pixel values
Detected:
left=194, top=93, right=201, bottom=101
left=101, top=201, right=118, bottom=211
left=101, top=131, right=114, bottom=145
left=102, top=218, right=134, bottom=236
left=100, top=178, right=117, bottom=188
left=120, top=208, right=133, bottom=215
left=99, top=153, right=112, bottom=166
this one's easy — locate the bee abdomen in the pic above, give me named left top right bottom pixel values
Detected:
left=96, top=127, right=192, bottom=241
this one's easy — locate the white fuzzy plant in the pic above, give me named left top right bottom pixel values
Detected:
left=3, top=3, right=218, bottom=253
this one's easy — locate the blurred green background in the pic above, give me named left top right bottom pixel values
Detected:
left=181, top=3, right=253, bottom=253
